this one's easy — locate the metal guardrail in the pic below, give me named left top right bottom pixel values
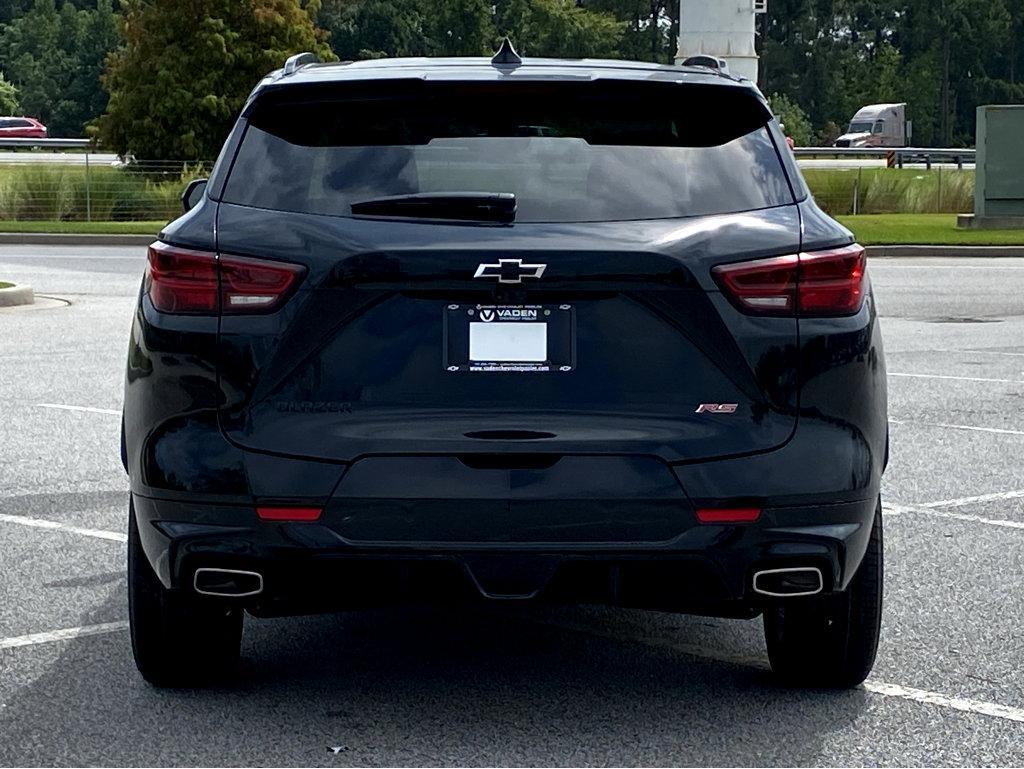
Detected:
left=0, top=137, right=92, bottom=149
left=793, top=146, right=976, bottom=169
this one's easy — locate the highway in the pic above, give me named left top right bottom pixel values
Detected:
left=1, top=246, right=1023, bottom=764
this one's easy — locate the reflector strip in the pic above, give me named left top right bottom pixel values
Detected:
left=256, top=506, right=322, bottom=521
left=695, top=507, right=761, bottom=523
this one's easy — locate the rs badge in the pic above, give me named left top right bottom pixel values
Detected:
left=696, top=403, right=738, bottom=414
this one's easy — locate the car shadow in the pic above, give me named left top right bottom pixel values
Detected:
left=0, top=596, right=871, bottom=766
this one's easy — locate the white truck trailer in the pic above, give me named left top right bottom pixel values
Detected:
left=834, top=104, right=910, bottom=148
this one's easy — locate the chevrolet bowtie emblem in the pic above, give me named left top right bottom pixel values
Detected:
left=473, top=259, right=547, bottom=284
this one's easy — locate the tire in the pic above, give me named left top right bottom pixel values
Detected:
left=128, top=500, right=243, bottom=686
left=763, top=497, right=883, bottom=688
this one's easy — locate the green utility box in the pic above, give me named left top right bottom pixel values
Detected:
left=959, top=105, right=1024, bottom=229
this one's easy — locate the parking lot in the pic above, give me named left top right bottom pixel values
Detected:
left=1, top=245, right=1023, bottom=766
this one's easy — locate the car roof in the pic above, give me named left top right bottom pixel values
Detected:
left=255, top=56, right=758, bottom=94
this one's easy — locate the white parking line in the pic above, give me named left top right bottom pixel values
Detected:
left=890, top=418, right=1024, bottom=437
left=932, top=349, right=1024, bottom=358
left=897, top=507, right=1024, bottom=531
left=523, top=614, right=1024, bottom=726
left=920, top=489, right=1024, bottom=509
left=36, top=403, right=120, bottom=416
left=0, top=512, right=126, bottom=542
left=884, top=491, right=1024, bottom=529
left=863, top=682, right=1024, bottom=724
left=889, top=372, right=1024, bottom=385
left=0, top=621, right=128, bottom=650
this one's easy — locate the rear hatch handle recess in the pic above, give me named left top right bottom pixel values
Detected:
left=350, top=192, right=517, bottom=224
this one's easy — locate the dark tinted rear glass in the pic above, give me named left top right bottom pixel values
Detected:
left=223, top=81, right=794, bottom=222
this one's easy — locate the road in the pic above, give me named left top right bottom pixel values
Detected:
left=1, top=246, right=1024, bottom=766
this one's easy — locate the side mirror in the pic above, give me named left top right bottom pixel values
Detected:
left=182, top=178, right=208, bottom=212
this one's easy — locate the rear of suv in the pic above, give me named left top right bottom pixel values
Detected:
left=123, top=46, right=887, bottom=688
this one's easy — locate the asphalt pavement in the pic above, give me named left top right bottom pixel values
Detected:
left=1, top=246, right=1023, bottom=766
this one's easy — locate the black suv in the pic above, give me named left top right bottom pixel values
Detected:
left=123, top=45, right=887, bottom=688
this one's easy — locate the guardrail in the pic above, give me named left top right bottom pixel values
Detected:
left=793, top=146, right=976, bottom=170
left=0, top=137, right=92, bottom=149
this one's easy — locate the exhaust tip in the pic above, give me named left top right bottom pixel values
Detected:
left=752, top=567, right=823, bottom=598
left=193, top=568, right=263, bottom=598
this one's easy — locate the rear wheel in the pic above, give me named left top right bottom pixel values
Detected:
left=763, top=497, right=883, bottom=688
left=128, top=500, right=242, bottom=686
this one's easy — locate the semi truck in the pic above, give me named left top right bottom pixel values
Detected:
left=834, top=103, right=910, bottom=147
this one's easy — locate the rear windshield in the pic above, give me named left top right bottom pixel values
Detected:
left=223, top=81, right=794, bottom=223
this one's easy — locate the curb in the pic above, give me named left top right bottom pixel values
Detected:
left=0, top=233, right=155, bottom=247
left=866, top=245, right=1024, bottom=258
left=0, top=283, right=34, bottom=307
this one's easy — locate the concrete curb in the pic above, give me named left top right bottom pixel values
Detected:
left=0, top=233, right=155, bottom=247
left=0, top=283, right=34, bottom=307
left=866, top=244, right=1024, bottom=258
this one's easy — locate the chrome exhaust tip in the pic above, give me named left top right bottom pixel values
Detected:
left=752, top=567, right=824, bottom=598
left=193, top=568, right=263, bottom=598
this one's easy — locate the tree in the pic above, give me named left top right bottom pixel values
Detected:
left=585, top=0, right=677, bottom=63
left=769, top=92, right=813, bottom=146
left=0, top=0, right=118, bottom=135
left=320, top=0, right=492, bottom=59
left=320, top=0, right=623, bottom=61
left=494, top=0, right=623, bottom=58
left=0, top=74, right=19, bottom=114
left=95, top=0, right=335, bottom=159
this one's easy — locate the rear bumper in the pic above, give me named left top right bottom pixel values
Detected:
left=132, top=493, right=877, bottom=617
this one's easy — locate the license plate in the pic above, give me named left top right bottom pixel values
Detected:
left=445, top=304, right=574, bottom=372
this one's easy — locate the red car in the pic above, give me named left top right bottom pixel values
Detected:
left=0, top=117, right=47, bottom=139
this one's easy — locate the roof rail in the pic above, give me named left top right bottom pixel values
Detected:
left=491, top=38, right=522, bottom=68
left=283, top=52, right=319, bottom=76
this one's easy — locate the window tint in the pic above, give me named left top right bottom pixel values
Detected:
left=223, top=82, right=794, bottom=223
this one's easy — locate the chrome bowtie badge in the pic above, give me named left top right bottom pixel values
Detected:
left=474, top=259, right=546, bottom=284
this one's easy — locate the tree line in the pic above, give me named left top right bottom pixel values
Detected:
left=0, top=0, right=1021, bottom=158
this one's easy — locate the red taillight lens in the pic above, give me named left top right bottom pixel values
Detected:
left=797, top=244, right=866, bottom=315
left=711, top=254, right=798, bottom=314
left=146, top=242, right=219, bottom=313
left=712, top=244, right=867, bottom=317
left=695, top=507, right=761, bottom=524
left=220, top=254, right=305, bottom=312
left=146, top=242, right=304, bottom=315
left=256, top=506, right=322, bottom=522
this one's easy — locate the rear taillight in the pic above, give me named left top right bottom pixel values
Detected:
left=712, top=244, right=866, bottom=317
left=146, top=242, right=304, bottom=314
left=797, top=244, right=867, bottom=315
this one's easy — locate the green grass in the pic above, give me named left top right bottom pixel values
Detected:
left=0, top=281, right=14, bottom=289
left=0, top=220, right=165, bottom=234
left=838, top=214, right=1024, bottom=245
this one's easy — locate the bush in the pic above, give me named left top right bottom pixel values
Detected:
left=768, top=92, right=814, bottom=147
left=804, top=168, right=974, bottom=216
left=0, top=161, right=212, bottom=222
left=0, top=165, right=68, bottom=220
